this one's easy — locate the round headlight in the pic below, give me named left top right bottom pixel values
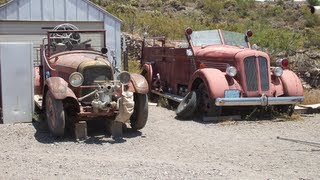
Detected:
left=273, top=67, right=283, bottom=77
left=117, top=71, right=131, bottom=85
left=69, top=72, right=84, bottom=87
left=226, top=66, right=237, bottom=77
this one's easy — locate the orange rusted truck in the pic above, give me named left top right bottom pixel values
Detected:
left=34, top=24, right=149, bottom=138
left=141, top=28, right=303, bottom=119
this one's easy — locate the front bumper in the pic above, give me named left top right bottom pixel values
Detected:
left=215, top=96, right=304, bottom=106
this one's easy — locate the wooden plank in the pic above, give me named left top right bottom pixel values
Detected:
left=202, top=115, right=242, bottom=122
left=34, top=95, right=43, bottom=110
left=296, top=104, right=320, bottom=114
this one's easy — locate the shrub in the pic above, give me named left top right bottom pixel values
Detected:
left=127, top=59, right=141, bottom=74
left=303, top=89, right=320, bottom=105
left=304, top=28, right=320, bottom=48
left=249, top=23, right=304, bottom=56
left=307, top=0, right=320, bottom=6
left=0, top=0, right=8, bottom=5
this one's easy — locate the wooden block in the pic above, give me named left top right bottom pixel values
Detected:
left=75, top=121, right=87, bottom=141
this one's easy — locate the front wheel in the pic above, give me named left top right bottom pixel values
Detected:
left=45, top=91, right=65, bottom=136
left=130, top=93, right=148, bottom=130
left=196, top=83, right=221, bottom=118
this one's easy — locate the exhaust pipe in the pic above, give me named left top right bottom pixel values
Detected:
left=309, top=6, right=320, bottom=14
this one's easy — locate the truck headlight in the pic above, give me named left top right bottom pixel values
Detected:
left=273, top=67, right=283, bottom=77
left=226, top=66, right=237, bottom=77
left=69, top=72, right=84, bottom=87
left=117, top=71, right=131, bottom=85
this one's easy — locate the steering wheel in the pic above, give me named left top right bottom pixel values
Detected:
left=51, top=23, right=81, bottom=48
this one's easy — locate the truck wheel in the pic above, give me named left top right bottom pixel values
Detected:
left=197, top=83, right=221, bottom=117
left=45, top=91, right=65, bottom=137
left=176, top=91, right=197, bottom=119
left=130, top=93, right=148, bottom=130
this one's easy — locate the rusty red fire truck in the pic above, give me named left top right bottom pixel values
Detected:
left=141, top=28, right=304, bottom=119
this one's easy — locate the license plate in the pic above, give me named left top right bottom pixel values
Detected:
left=224, top=90, right=240, bottom=98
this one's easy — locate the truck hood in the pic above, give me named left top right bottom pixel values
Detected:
left=194, top=45, right=269, bottom=60
left=49, top=50, right=111, bottom=71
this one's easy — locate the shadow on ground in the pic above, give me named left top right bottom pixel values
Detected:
left=33, top=119, right=142, bottom=144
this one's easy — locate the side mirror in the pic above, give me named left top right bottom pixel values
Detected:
left=101, top=47, right=108, bottom=54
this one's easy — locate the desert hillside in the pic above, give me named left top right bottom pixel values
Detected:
left=94, top=0, right=320, bottom=89
left=1, top=0, right=320, bottom=89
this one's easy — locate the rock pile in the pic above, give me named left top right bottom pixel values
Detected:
left=122, top=33, right=143, bottom=60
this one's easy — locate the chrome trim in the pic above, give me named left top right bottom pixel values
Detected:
left=215, top=96, right=304, bottom=106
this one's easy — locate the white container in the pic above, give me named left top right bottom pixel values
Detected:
left=0, top=43, right=34, bottom=123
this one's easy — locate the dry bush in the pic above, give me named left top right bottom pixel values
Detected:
left=127, top=59, right=141, bottom=74
left=302, top=89, right=320, bottom=105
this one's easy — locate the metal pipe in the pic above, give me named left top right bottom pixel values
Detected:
left=78, top=90, right=98, bottom=101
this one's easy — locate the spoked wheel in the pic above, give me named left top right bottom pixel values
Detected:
left=196, top=83, right=221, bottom=118
left=130, top=93, right=148, bottom=130
left=45, top=91, right=65, bottom=137
left=51, top=23, right=81, bottom=47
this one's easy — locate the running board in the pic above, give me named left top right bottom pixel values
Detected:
left=151, top=90, right=184, bottom=102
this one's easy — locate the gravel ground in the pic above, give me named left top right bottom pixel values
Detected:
left=0, top=106, right=319, bottom=179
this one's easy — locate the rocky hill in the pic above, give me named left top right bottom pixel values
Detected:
left=94, top=0, right=320, bottom=87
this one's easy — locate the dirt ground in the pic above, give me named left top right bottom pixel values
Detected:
left=0, top=106, right=319, bottom=179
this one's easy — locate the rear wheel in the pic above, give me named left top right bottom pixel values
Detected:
left=196, top=83, right=221, bottom=118
left=130, top=93, right=148, bottom=130
left=45, top=91, right=65, bottom=137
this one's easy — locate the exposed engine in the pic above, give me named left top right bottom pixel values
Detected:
left=90, top=82, right=120, bottom=113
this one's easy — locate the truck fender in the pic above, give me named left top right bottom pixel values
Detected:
left=141, top=63, right=153, bottom=89
left=271, top=76, right=284, bottom=97
left=45, top=77, right=77, bottom=100
left=128, top=73, right=149, bottom=94
left=189, top=68, right=229, bottom=98
left=280, top=70, right=303, bottom=96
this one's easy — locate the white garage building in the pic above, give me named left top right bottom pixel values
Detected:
left=0, top=0, right=122, bottom=68
left=0, top=0, right=122, bottom=124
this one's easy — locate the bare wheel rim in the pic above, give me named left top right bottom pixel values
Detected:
left=197, top=83, right=221, bottom=117
left=198, top=83, right=212, bottom=115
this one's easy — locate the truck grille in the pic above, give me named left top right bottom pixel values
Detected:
left=244, top=56, right=269, bottom=92
left=258, top=57, right=269, bottom=91
left=81, top=67, right=113, bottom=102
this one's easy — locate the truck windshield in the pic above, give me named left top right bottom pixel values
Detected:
left=190, top=30, right=222, bottom=46
left=221, top=30, right=248, bottom=48
left=190, top=30, right=248, bottom=48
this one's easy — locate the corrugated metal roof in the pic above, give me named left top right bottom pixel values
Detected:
left=0, top=0, right=122, bottom=23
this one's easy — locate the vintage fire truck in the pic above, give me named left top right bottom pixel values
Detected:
left=34, top=24, right=149, bottom=138
left=141, top=28, right=304, bottom=119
